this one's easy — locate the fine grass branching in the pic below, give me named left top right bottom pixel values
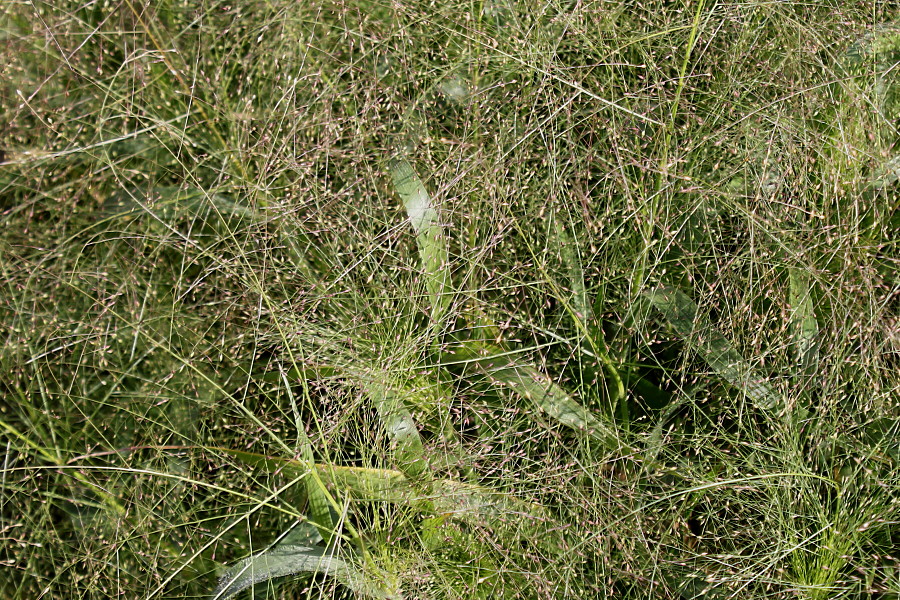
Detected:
left=1, top=2, right=899, bottom=599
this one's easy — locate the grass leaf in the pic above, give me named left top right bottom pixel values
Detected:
left=390, top=158, right=451, bottom=335
left=447, top=340, right=625, bottom=451
left=362, top=379, right=428, bottom=479
left=105, top=185, right=254, bottom=223
left=214, top=447, right=413, bottom=502
left=552, top=214, right=590, bottom=321
left=646, top=286, right=782, bottom=413
left=213, top=544, right=398, bottom=600
left=788, top=268, right=819, bottom=379
left=216, top=447, right=552, bottom=535
left=279, top=372, right=341, bottom=544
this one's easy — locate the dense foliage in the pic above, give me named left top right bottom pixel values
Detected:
left=1, top=1, right=898, bottom=598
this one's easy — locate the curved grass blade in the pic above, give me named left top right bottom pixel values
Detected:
left=526, top=212, right=625, bottom=408
left=646, top=286, right=782, bottom=413
left=213, top=543, right=400, bottom=600
left=430, top=478, right=566, bottom=555
left=389, top=158, right=451, bottom=335
left=840, top=22, right=900, bottom=105
left=840, top=23, right=900, bottom=190
left=363, top=379, right=427, bottom=479
left=300, top=455, right=338, bottom=543
left=431, top=479, right=547, bottom=527
left=447, top=341, right=625, bottom=452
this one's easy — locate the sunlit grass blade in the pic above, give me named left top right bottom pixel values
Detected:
left=300, top=456, right=338, bottom=543
left=433, top=481, right=564, bottom=554
left=447, top=340, right=625, bottom=451
left=269, top=360, right=429, bottom=480
left=550, top=210, right=631, bottom=414
left=870, top=154, right=900, bottom=190
left=363, top=379, right=428, bottom=479
left=213, top=542, right=399, bottom=600
left=840, top=22, right=900, bottom=107
left=431, top=479, right=551, bottom=530
left=837, top=23, right=900, bottom=189
left=389, top=158, right=451, bottom=335
left=646, top=286, right=782, bottom=413
left=525, top=214, right=625, bottom=409
left=643, top=392, right=693, bottom=470
left=788, top=268, right=819, bottom=379
left=217, top=447, right=412, bottom=502
left=215, top=447, right=553, bottom=537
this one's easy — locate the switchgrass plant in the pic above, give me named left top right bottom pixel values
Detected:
left=2, top=1, right=899, bottom=598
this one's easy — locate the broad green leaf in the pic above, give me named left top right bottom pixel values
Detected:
left=870, top=154, right=900, bottom=190
left=438, top=75, right=471, bottom=104
left=323, top=464, right=412, bottom=502
left=437, top=479, right=553, bottom=539
left=447, top=341, right=624, bottom=451
left=840, top=22, right=900, bottom=115
left=363, top=379, right=427, bottom=479
left=389, top=158, right=451, bottom=334
left=280, top=520, right=323, bottom=546
left=213, top=543, right=400, bottom=600
left=301, top=465, right=337, bottom=543
left=527, top=214, right=625, bottom=406
left=840, top=23, right=900, bottom=186
left=295, top=423, right=338, bottom=543
left=842, top=23, right=900, bottom=70
left=643, top=392, right=693, bottom=469
left=665, top=563, right=732, bottom=600
left=646, top=286, right=782, bottom=413
left=788, top=269, right=819, bottom=378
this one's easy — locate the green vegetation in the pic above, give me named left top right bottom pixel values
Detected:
left=1, top=1, right=899, bottom=598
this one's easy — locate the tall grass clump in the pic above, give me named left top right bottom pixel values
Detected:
left=1, top=1, right=899, bottom=598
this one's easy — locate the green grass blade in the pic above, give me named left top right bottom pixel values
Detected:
left=280, top=373, right=340, bottom=543
left=216, top=447, right=551, bottom=534
left=646, top=286, right=782, bottom=413
left=300, top=459, right=337, bottom=543
left=432, top=479, right=546, bottom=527
left=429, top=478, right=566, bottom=555
left=447, top=341, right=625, bottom=451
left=105, top=185, right=254, bottom=223
left=552, top=214, right=590, bottom=321
left=526, top=215, right=625, bottom=408
left=363, top=380, right=428, bottom=479
left=213, top=545, right=338, bottom=600
left=213, top=543, right=398, bottom=600
left=214, top=448, right=412, bottom=502
left=389, top=158, right=451, bottom=335
left=788, top=268, right=819, bottom=379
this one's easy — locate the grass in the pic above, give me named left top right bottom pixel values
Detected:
left=1, top=1, right=899, bottom=598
